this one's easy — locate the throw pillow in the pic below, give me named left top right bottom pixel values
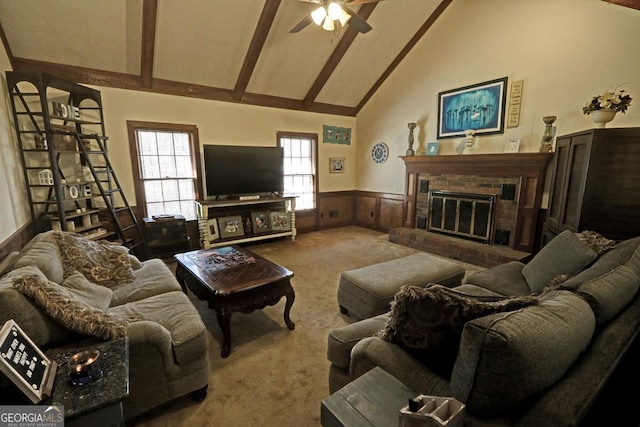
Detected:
left=55, top=231, right=135, bottom=288
left=377, top=284, right=537, bottom=378
left=61, top=272, right=113, bottom=311
left=13, top=274, right=128, bottom=340
left=574, top=230, right=616, bottom=256
left=522, top=230, right=597, bottom=294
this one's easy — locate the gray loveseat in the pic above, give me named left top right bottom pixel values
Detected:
left=0, top=231, right=210, bottom=420
left=327, top=230, right=640, bottom=425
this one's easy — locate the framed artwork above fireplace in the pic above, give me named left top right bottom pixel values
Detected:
left=437, top=77, right=508, bottom=139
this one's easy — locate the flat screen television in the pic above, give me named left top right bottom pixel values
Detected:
left=203, top=145, right=284, bottom=198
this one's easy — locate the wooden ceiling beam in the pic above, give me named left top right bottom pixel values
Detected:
left=601, top=0, right=640, bottom=10
left=356, top=0, right=453, bottom=113
left=140, top=0, right=158, bottom=89
left=0, top=21, right=14, bottom=70
left=234, top=0, right=281, bottom=101
left=302, top=3, right=377, bottom=108
left=10, top=57, right=356, bottom=116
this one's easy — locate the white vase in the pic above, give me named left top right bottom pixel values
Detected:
left=590, top=109, right=617, bottom=128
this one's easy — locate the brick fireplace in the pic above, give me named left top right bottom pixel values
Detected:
left=392, top=153, right=553, bottom=267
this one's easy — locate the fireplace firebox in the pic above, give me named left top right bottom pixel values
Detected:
left=427, top=191, right=495, bottom=244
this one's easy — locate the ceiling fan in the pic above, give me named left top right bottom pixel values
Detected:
left=290, top=0, right=383, bottom=34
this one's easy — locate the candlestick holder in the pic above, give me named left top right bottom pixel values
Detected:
left=406, top=123, right=417, bottom=156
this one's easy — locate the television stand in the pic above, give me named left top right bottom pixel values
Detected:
left=196, top=196, right=296, bottom=249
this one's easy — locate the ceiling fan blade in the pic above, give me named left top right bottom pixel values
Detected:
left=290, top=15, right=314, bottom=33
left=344, top=0, right=384, bottom=4
left=342, top=6, right=373, bottom=33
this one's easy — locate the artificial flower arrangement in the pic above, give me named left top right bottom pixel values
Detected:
left=583, top=85, right=633, bottom=115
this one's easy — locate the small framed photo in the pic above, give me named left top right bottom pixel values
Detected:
left=207, top=218, right=220, bottom=242
left=504, top=138, right=521, bottom=153
left=251, top=211, right=270, bottom=233
left=329, top=157, right=345, bottom=173
left=269, top=211, right=291, bottom=231
left=426, top=142, right=440, bottom=156
left=218, top=216, right=245, bottom=239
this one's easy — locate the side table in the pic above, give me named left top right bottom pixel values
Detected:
left=51, top=337, right=129, bottom=427
left=321, top=367, right=417, bottom=427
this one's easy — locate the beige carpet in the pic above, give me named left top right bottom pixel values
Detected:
left=130, top=226, right=482, bottom=427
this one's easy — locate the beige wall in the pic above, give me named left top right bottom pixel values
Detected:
left=356, top=0, right=640, bottom=195
left=96, top=87, right=356, bottom=202
left=0, top=48, right=30, bottom=243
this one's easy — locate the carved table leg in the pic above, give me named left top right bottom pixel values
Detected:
left=214, top=300, right=232, bottom=358
left=283, top=284, right=296, bottom=330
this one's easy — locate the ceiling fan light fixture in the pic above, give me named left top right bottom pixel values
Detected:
left=327, top=3, right=343, bottom=20
left=337, top=8, right=351, bottom=27
left=311, top=6, right=327, bottom=26
left=322, top=16, right=335, bottom=31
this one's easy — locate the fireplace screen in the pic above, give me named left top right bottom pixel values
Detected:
left=428, top=191, right=495, bottom=243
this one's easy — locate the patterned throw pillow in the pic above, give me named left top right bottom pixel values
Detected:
left=13, top=274, right=128, bottom=340
left=574, top=230, right=616, bottom=256
left=55, top=231, right=135, bottom=288
left=377, top=284, right=537, bottom=377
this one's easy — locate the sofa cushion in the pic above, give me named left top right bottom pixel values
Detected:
left=327, top=313, right=390, bottom=369
left=110, top=258, right=183, bottom=306
left=108, top=291, right=207, bottom=365
left=463, top=261, right=530, bottom=296
left=60, top=272, right=113, bottom=311
left=12, top=231, right=65, bottom=283
left=377, top=284, right=537, bottom=377
left=522, top=230, right=597, bottom=294
left=0, top=266, right=73, bottom=346
left=451, top=290, right=595, bottom=418
left=13, top=272, right=128, bottom=340
left=56, top=231, right=135, bottom=288
left=558, top=239, right=640, bottom=324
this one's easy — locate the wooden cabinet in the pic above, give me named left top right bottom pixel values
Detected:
left=196, top=197, right=296, bottom=248
left=545, top=127, right=640, bottom=241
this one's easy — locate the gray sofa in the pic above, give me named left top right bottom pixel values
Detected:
left=0, top=231, right=210, bottom=420
left=327, top=230, right=640, bottom=425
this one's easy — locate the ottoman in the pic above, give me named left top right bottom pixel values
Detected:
left=337, top=252, right=465, bottom=320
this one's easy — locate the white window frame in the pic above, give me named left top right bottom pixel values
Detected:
left=277, top=131, right=317, bottom=211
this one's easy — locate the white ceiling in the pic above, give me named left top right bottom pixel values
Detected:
left=0, top=0, right=450, bottom=116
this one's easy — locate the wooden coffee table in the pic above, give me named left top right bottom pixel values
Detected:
left=174, top=246, right=295, bottom=358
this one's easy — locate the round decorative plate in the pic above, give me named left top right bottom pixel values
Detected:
left=371, top=142, right=389, bottom=164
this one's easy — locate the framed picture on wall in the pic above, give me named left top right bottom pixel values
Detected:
left=437, top=77, right=508, bottom=139
left=329, top=157, right=345, bottom=173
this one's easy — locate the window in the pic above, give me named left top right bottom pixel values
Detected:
left=278, top=132, right=317, bottom=210
left=127, top=122, right=201, bottom=220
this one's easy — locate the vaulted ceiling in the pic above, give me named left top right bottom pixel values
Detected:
left=0, top=0, right=453, bottom=117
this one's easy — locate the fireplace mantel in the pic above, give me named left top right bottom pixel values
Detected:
left=400, top=153, right=553, bottom=253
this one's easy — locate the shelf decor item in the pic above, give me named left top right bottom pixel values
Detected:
left=251, top=211, right=270, bottom=233
left=582, top=85, right=632, bottom=128
left=269, top=211, right=291, bottom=231
left=540, top=116, right=557, bottom=152
left=218, top=216, right=245, bottom=239
left=437, top=77, right=508, bottom=139
left=406, top=122, right=416, bottom=156
left=462, top=129, right=476, bottom=155
left=426, top=142, right=440, bottom=156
